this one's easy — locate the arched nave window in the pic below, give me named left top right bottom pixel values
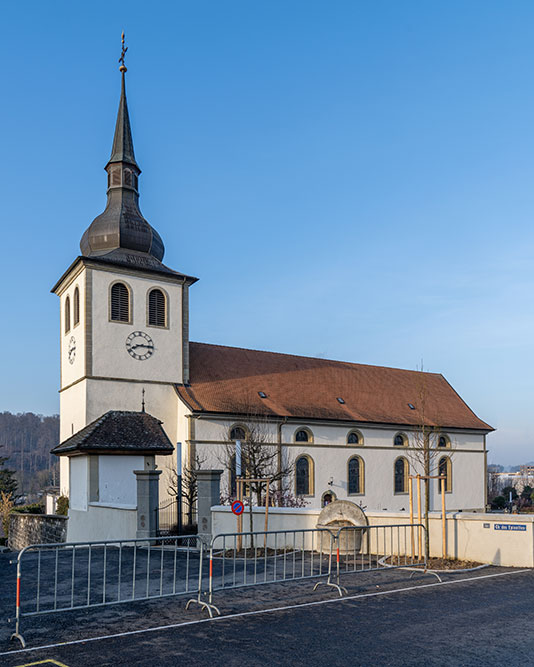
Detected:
left=295, top=429, right=313, bottom=443
left=394, top=457, right=409, bottom=494
left=296, top=455, right=314, bottom=496
left=347, top=431, right=363, bottom=445
left=394, top=433, right=408, bottom=447
left=348, top=456, right=364, bottom=495
left=438, top=456, right=452, bottom=493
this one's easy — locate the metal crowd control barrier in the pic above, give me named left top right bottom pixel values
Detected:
left=197, top=523, right=428, bottom=613
left=193, top=528, right=339, bottom=614
left=330, top=523, right=428, bottom=593
left=11, top=523, right=431, bottom=644
left=11, top=535, right=207, bottom=648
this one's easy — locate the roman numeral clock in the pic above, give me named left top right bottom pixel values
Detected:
left=126, top=331, right=154, bottom=361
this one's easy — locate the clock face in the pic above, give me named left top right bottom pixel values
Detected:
left=68, top=336, right=76, bottom=365
left=126, top=331, right=154, bottom=360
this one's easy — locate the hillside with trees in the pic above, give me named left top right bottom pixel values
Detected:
left=0, top=412, right=59, bottom=496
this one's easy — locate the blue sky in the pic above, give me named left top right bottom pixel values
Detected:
left=1, top=1, right=533, bottom=465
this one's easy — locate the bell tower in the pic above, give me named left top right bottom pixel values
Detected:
left=52, top=35, right=197, bottom=491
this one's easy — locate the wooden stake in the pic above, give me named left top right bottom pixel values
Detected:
left=264, top=480, right=270, bottom=549
left=237, top=478, right=243, bottom=553
left=417, top=474, right=422, bottom=560
left=409, top=476, right=414, bottom=560
left=441, top=475, right=446, bottom=559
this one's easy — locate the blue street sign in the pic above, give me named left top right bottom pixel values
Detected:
left=493, top=523, right=527, bottom=531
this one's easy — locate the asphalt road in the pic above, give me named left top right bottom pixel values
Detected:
left=1, top=567, right=533, bottom=666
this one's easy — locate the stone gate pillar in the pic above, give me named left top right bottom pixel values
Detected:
left=197, top=470, right=223, bottom=542
left=135, top=469, right=162, bottom=539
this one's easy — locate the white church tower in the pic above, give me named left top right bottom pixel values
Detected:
left=52, top=48, right=197, bottom=494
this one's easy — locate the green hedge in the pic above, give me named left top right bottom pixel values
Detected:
left=12, top=503, right=44, bottom=515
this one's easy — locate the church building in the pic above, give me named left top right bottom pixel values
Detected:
left=52, top=55, right=493, bottom=535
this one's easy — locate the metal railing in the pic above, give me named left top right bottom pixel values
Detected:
left=11, top=535, right=207, bottom=648
left=199, top=523, right=428, bottom=612
left=10, top=523, right=429, bottom=646
left=330, top=523, right=427, bottom=593
left=155, top=499, right=197, bottom=536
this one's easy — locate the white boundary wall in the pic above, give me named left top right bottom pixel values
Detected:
left=67, top=506, right=137, bottom=542
left=211, top=506, right=534, bottom=567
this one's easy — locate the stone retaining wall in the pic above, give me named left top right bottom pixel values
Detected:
left=8, top=513, right=68, bottom=551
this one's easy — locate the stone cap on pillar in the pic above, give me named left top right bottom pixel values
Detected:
left=196, top=470, right=224, bottom=479
left=134, top=469, right=163, bottom=476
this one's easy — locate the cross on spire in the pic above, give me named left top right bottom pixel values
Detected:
left=119, top=31, right=128, bottom=72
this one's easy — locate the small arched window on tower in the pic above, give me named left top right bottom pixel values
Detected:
left=148, top=288, right=166, bottom=327
left=73, top=287, right=80, bottom=326
left=64, top=296, right=71, bottom=334
left=110, top=282, right=130, bottom=322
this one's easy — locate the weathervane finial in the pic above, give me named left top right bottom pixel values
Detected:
left=141, top=388, right=145, bottom=413
left=119, top=31, right=128, bottom=73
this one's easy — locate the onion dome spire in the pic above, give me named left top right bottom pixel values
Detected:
left=80, top=33, right=165, bottom=266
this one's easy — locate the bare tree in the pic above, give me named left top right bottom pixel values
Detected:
left=405, top=374, right=455, bottom=560
left=218, top=415, right=295, bottom=536
left=166, top=452, right=207, bottom=527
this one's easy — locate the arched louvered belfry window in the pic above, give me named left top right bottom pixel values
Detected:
left=296, top=455, right=314, bottom=496
left=148, top=288, right=166, bottom=327
left=73, top=287, right=80, bottom=326
left=110, top=282, right=130, bottom=322
left=64, top=296, right=71, bottom=334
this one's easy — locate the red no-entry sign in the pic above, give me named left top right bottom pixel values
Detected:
left=231, top=500, right=244, bottom=516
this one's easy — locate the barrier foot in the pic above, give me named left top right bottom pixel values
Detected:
left=10, top=632, right=26, bottom=648
left=313, top=581, right=347, bottom=597
left=409, top=569, right=442, bottom=583
left=185, top=597, right=221, bottom=618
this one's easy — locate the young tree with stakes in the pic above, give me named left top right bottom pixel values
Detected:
left=405, top=374, right=454, bottom=561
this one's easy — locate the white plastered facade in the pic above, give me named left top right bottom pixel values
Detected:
left=182, top=415, right=487, bottom=512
